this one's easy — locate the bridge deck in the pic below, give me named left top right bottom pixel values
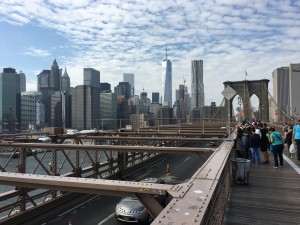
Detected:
left=223, top=151, right=300, bottom=225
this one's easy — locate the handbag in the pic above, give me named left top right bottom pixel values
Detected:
left=289, top=143, right=296, bottom=154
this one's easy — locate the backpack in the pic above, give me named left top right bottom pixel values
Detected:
left=241, top=135, right=250, bottom=150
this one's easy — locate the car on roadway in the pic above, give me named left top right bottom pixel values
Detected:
left=209, top=141, right=217, bottom=146
left=115, top=177, right=165, bottom=224
left=38, top=136, right=52, bottom=143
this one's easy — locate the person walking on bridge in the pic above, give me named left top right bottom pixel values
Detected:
left=241, top=127, right=251, bottom=159
left=269, top=127, right=284, bottom=168
left=293, top=120, right=300, bottom=160
left=250, top=127, right=261, bottom=165
left=260, top=123, right=269, bottom=164
left=285, top=124, right=293, bottom=157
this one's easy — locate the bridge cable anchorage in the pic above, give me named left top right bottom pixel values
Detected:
left=264, top=83, right=294, bottom=121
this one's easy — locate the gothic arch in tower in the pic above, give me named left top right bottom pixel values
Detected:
left=223, top=79, right=270, bottom=122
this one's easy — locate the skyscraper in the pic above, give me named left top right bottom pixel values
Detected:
left=61, top=67, right=71, bottom=93
left=289, top=63, right=300, bottom=117
left=271, top=63, right=300, bottom=121
left=162, top=47, right=172, bottom=107
left=114, top=82, right=131, bottom=99
left=152, top=92, right=159, bottom=104
left=61, top=67, right=71, bottom=129
left=0, top=68, right=21, bottom=132
left=37, top=70, right=51, bottom=91
left=123, top=73, right=134, bottom=96
left=50, top=59, right=61, bottom=91
left=37, top=59, right=61, bottom=91
left=37, top=60, right=63, bottom=127
left=20, top=91, right=44, bottom=131
left=178, top=84, right=185, bottom=101
left=71, top=85, right=100, bottom=130
left=84, top=68, right=100, bottom=88
left=272, top=67, right=289, bottom=121
left=100, top=92, right=117, bottom=130
left=191, top=60, right=204, bottom=110
left=100, top=83, right=111, bottom=93
left=19, top=71, right=26, bottom=92
left=114, top=82, right=131, bottom=126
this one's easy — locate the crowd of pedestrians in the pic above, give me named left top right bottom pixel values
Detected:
left=235, top=119, right=300, bottom=169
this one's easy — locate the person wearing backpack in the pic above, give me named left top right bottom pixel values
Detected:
left=241, top=126, right=252, bottom=159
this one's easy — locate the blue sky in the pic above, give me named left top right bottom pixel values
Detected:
left=1, top=0, right=300, bottom=107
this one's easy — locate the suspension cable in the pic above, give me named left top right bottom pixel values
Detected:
left=264, top=83, right=293, bottom=121
left=209, top=98, right=225, bottom=121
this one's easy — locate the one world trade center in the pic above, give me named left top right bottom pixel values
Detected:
left=162, top=46, right=172, bottom=107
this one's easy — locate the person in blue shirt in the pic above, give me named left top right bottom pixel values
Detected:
left=269, top=127, right=284, bottom=168
left=292, top=119, right=300, bottom=160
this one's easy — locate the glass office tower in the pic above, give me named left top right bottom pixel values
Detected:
left=162, top=58, right=172, bottom=107
left=191, top=60, right=204, bottom=110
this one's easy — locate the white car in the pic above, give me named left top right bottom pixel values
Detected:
left=38, top=136, right=52, bottom=143
left=115, top=178, right=164, bottom=224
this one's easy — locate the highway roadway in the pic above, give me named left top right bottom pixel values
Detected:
left=36, top=153, right=204, bottom=225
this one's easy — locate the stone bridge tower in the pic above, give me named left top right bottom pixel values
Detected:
left=223, top=79, right=269, bottom=122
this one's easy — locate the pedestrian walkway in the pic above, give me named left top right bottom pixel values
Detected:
left=223, top=150, right=300, bottom=225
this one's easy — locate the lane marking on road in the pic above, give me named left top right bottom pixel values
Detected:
left=283, top=154, right=300, bottom=174
left=58, top=195, right=100, bottom=217
left=97, top=212, right=115, bottom=225
left=184, top=157, right=191, bottom=162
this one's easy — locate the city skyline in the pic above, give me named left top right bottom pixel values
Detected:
left=1, top=1, right=300, bottom=106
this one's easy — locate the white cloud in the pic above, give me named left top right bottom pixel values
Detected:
left=23, top=47, right=51, bottom=58
left=0, top=0, right=300, bottom=107
left=7, top=13, right=30, bottom=24
left=47, top=0, right=91, bottom=8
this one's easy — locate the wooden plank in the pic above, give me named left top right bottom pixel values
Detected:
left=223, top=153, right=300, bottom=225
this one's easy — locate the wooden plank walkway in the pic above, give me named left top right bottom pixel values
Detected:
left=223, top=150, right=300, bottom=225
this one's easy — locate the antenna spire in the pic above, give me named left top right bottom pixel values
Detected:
left=165, top=44, right=168, bottom=60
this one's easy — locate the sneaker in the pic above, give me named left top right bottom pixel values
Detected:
left=274, top=166, right=278, bottom=168
left=280, top=165, right=283, bottom=168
